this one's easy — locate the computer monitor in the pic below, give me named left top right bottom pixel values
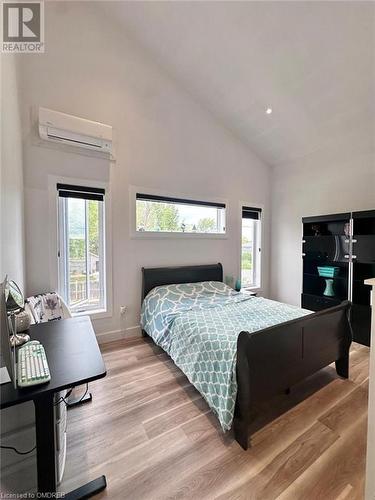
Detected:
left=0, top=278, right=16, bottom=387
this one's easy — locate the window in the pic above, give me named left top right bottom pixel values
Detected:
left=241, top=206, right=262, bottom=288
left=57, top=184, right=106, bottom=314
left=136, top=193, right=226, bottom=234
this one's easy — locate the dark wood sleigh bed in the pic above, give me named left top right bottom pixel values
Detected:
left=141, top=263, right=352, bottom=450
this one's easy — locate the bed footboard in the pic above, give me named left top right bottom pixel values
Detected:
left=233, top=300, right=352, bottom=450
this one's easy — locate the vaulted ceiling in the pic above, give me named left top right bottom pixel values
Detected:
left=100, top=1, right=375, bottom=167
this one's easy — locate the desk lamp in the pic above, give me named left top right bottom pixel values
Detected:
left=5, top=279, right=29, bottom=346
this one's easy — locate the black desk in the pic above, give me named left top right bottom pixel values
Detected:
left=0, top=316, right=107, bottom=498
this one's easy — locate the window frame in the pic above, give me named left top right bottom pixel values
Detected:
left=239, top=202, right=263, bottom=291
left=48, top=176, right=112, bottom=319
left=130, top=186, right=228, bottom=239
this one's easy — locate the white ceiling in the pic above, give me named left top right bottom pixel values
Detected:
left=100, top=1, right=375, bottom=167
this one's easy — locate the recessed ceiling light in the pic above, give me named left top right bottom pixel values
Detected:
left=266, top=107, right=273, bottom=115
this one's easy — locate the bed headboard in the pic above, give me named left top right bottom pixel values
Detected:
left=141, top=263, right=223, bottom=301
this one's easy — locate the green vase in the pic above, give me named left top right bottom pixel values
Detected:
left=323, top=279, right=334, bottom=297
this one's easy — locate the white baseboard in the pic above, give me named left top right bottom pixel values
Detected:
left=96, top=325, right=142, bottom=344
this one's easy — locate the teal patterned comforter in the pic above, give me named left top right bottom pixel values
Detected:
left=141, top=281, right=311, bottom=431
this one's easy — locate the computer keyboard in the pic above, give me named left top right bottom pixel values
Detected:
left=17, top=340, right=51, bottom=388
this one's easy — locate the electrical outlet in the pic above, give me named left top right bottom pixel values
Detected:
left=120, top=306, right=127, bottom=315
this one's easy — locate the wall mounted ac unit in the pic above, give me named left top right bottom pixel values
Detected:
left=38, top=107, right=113, bottom=156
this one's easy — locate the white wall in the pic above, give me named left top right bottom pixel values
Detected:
left=19, top=2, right=271, bottom=340
left=0, top=54, right=25, bottom=290
left=0, top=53, right=35, bottom=496
left=271, top=145, right=375, bottom=306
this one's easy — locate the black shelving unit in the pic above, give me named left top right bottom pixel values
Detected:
left=351, top=211, right=375, bottom=346
left=302, top=210, right=375, bottom=346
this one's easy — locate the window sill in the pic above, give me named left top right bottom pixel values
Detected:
left=131, top=231, right=228, bottom=240
left=72, top=308, right=111, bottom=320
left=241, top=286, right=262, bottom=294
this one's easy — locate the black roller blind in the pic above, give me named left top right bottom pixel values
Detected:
left=242, top=206, right=262, bottom=220
left=57, top=183, right=105, bottom=202
left=136, top=193, right=225, bottom=209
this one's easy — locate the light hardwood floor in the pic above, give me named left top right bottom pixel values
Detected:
left=60, top=338, right=369, bottom=500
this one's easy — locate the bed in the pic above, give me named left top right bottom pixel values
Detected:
left=140, top=263, right=352, bottom=450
